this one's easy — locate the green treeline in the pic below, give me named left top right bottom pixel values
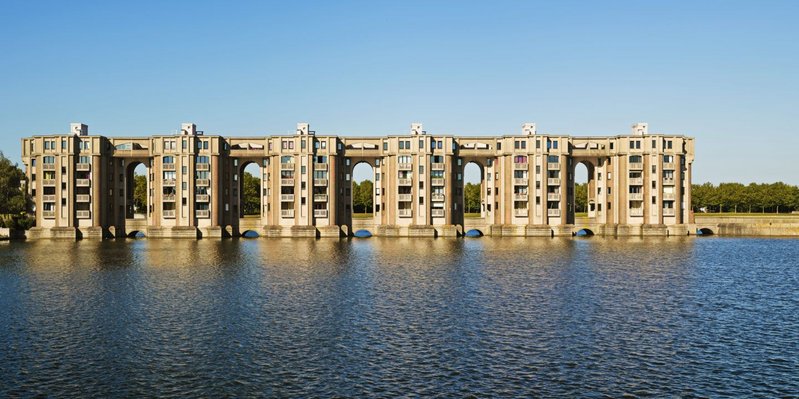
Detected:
left=351, top=180, right=374, bottom=213
left=691, top=182, right=799, bottom=213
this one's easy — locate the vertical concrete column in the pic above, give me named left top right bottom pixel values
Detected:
left=675, top=154, right=683, bottom=224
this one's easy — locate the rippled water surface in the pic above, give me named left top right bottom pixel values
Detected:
left=1, top=237, right=798, bottom=397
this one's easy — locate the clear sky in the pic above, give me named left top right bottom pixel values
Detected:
left=2, top=1, right=797, bottom=184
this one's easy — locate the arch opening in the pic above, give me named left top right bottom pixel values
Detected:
left=463, top=162, right=484, bottom=218
left=697, top=227, right=714, bottom=236
left=241, top=230, right=260, bottom=238
left=464, top=229, right=483, bottom=238
left=575, top=228, right=594, bottom=237
left=351, top=162, right=375, bottom=220
left=127, top=230, right=145, bottom=239
left=353, top=229, right=373, bottom=238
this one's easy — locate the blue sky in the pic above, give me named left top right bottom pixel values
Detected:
left=2, top=1, right=797, bottom=184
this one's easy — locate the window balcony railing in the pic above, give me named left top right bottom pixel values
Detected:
left=281, top=194, right=295, bottom=202
left=43, top=164, right=56, bottom=171
left=281, top=209, right=295, bottom=218
left=163, top=194, right=176, bottom=202
left=398, top=163, right=412, bottom=171
left=398, top=194, right=413, bottom=202
left=196, top=194, right=210, bottom=202
left=629, top=192, right=644, bottom=201
left=76, top=210, right=91, bottom=219
left=514, top=162, right=528, bottom=170
left=314, top=163, right=328, bottom=171
left=398, top=209, right=412, bottom=218
left=195, top=210, right=210, bottom=218
left=163, top=163, right=176, bottom=171
left=281, top=163, right=295, bottom=170
left=281, top=178, right=294, bottom=186
left=431, top=209, right=445, bottom=217
left=547, top=162, right=560, bottom=170
left=314, top=179, right=328, bottom=186
left=629, top=178, right=644, bottom=186
left=163, top=178, right=176, bottom=186
left=398, top=178, right=412, bottom=186
left=314, top=194, right=328, bottom=202
left=547, top=178, right=560, bottom=186
left=629, top=162, right=644, bottom=170
left=662, top=162, right=676, bottom=170
left=513, top=193, right=528, bottom=201
left=76, top=194, right=91, bottom=202
left=663, top=193, right=676, bottom=201
left=76, top=179, right=91, bottom=187
left=431, top=163, right=445, bottom=171
left=513, top=178, right=528, bottom=186
left=431, top=193, right=445, bottom=202
left=547, top=208, right=560, bottom=217
left=663, top=178, right=675, bottom=185
left=196, top=179, right=210, bottom=186
left=663, top=208, right=676, bottom=216
left=163, top=210, right=176, bottom=218
left=431, top=178, right=445, bottom=186
left=514, top=209, right=528, bottom=217
left=42, top=194, right=56, bottom=202
left=76, top=163, right=91, bottom=171
left=547, top=193, right=561, bottom=201
left=196, top=163, right=210, bottom=171
left=42, top=179, right=56, bottom=186
left=43, top=211, right=56, bottom=218
left=629, top=208, right=644, bottom=217
left=313, top=209, right=328, bottom=218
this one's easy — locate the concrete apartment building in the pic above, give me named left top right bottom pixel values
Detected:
left=20, top=122, right=695, bottom=239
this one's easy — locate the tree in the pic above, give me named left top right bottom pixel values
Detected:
left=352, top=179, right=373, bottom=213
left=0, top=152, right=30, bottom=216
left=464, top=182, right=481, bottom=213
left=242, top=172, right=261, bottom=215
left=133, top=175, right=147, bottom=213
left=574, top=183, right=587, bottom=213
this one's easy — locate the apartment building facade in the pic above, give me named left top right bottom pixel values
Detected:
left=20, top=122, right=695, bottom=239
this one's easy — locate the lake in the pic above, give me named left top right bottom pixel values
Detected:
left=1, top=237, right=798, bottom=397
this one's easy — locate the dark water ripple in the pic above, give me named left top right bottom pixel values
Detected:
left=1, top=237, right=798, bottom=397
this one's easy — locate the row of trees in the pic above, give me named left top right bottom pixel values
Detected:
left=0, top=152, right=34, bottom=229
left=692, top=182, right=799, bottom=213
left=352, top=180, right=374, bottom=213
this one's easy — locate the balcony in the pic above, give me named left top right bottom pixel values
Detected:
left=314, top=209, right=328, bottom=218
left=163, top=210, right=176, bottom=218
left=76, top=163, right=91, bottom=171
left=663, top=178, right=675, bottom=185
left=42, top=194, right=56, bottom=202
left=163, top=194, right=176, bottom=202
left=398, top=163, right=412, bottom=171
left=76, top=210, right=91, bottom=219
left=629, top=162, right=644, bottom=170
left=76, top=179, right=91, bottom=187
left=398, top=194, right=413, bottom=202
left=314, top=179, right=328, bottom=186
left=196, top=163, right=210, bottom=171
left=398, top=178, right=412, bottom=186
left=196, top=179, right=210, bottom=186
left=398, top=209, right=412, bottom=218
left=163, top=163, right=176, bottom=171
left=547, top=178, right=560, bottom=186
left=281, top=163, right=295, bottom=170
left=663, top=162, right=676, bottom=170
left=514, top=209, right=528, bottom=217
left=629, top=177, right=644, bottom=186
left=431, top=209, right=445, bottom=217
left=196, top=210, right=210, bottom=218
left=662, top=193, right=676, bottom=201
left=629, top=192, right=644, bottom=201
left=42, top=163, right=56, bottom=171
left=314, top=194, right=328, bottom=202
left=196, top=194, right=210, bottom=202
left=76, top=194, right=91, bottom=203
left=513, top=178, right=528, bottom=186
left=281, top=178, right=295, bottom=186
left=514, top=162, right=528, bottom=170
left=630, top=208, right=644, bottom=217
left=281, top=209, right=295, bottom=218
left=314, top=163, right=328, bottom=171
left=431, top=178, right=445, bottom=186
left=514, top=193, right=528, bottom=201
left=281, top=194, right=295, bottom=202
left=547, top=162, right=560, bottom=170
left=42, top=211, right=55, bottom=218
left=547, top=209, right=560, bottom=217
left=163, top=178, right=176, bottom=186
left=431, top=193, right=445, bottom=202
left=547, top=193, right=561, bottom=201
left=42, top=179, right=56, bottom=186
left=663, top=208, right=676, bottom=216
left=431, top=163, right=445, bottom=171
